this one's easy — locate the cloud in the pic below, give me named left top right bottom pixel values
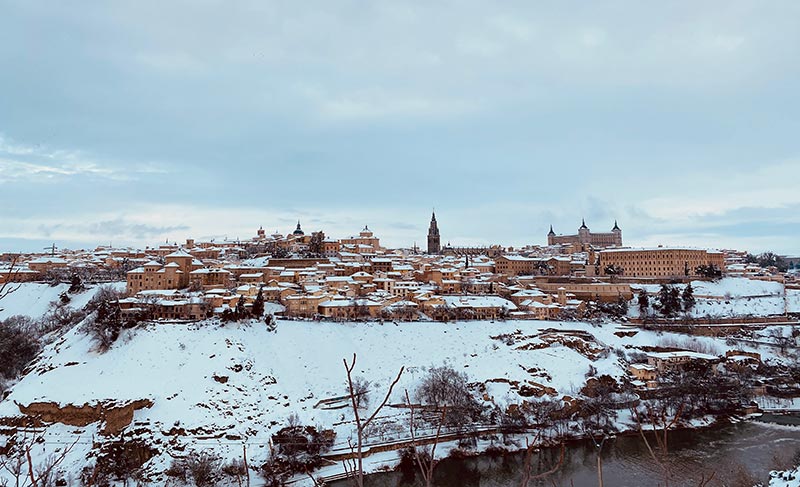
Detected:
left=0, top=134, right=170, bottom=184
left=39, top=219, right=189, bottom=240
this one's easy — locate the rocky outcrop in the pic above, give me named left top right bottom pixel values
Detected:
left=16, top=399, right=153, bottom=435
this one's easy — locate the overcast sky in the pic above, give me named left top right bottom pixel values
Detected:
left=1, top=1, right=799, bottom=254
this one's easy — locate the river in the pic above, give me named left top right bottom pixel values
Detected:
left=332, top=418, right=800, bottom=486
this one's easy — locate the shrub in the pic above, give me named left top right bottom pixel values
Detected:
left=0, top=315, right=41, bottom=380
left=184, top=451, right=221, bottom=487
left=416, top=365, right=484, bottom=427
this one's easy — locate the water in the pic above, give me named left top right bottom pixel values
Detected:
left=332, top=420, right=800, bottom=486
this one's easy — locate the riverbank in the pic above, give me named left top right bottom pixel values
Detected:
left=327, top=416, right=800, bottom=487
left=316, top=410, right=753, bottom=485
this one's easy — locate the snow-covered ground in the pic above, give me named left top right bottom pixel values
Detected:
left=0, top=314, right=791, bottom=484
left=0, top=281, right=125, bottom=321
left=631, top=277, right=793, bottom=318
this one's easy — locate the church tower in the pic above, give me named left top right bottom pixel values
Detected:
left=427, top=212, right=441, bottom=254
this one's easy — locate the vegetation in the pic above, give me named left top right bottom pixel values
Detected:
left=415, top=365, right=484, bottom=428
left=654, top=284, right=682, bottom=318
left=695, top=264, right=722, bottom=279
left=746, top=251, right=789, bottom=272
left=260, top=417, right=335, bottom=485
left=0, top=315, right=40, bottom=381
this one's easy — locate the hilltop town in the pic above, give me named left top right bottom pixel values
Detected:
left=2, top=214, right=796, bottom=324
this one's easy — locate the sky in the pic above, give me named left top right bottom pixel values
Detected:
left=1, top=1, right=799, bottom=255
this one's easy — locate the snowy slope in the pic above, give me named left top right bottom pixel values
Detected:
left=0, top=282, right=125, bottom=321
left=1, top=313, right=783, bottom=484
left=631, top=278, right=789, bottom=318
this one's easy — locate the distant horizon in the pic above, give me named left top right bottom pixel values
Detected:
left=0, top=213, right=794, bottom=256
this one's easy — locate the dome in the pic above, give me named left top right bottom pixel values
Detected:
left=293, top=221, right=305, bottom=236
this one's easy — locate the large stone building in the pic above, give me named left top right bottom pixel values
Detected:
left=548, top=220, right=622, bottom=247
left=340, top=226, right=382, bottom=254
left=598, top=247, right=725, bottom=278
left=126, top=249, right=199, bottom=295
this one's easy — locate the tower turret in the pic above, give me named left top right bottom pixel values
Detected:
left=547, top=224, right=556, bottom=245
left=578, top=218, right=590, bottom=244
left=611, top=220, right=622, bottom=246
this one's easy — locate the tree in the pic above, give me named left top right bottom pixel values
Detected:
left=68, top=273, right=84, bottom=294
left=342, top=353, right=404, bottom=487
left=0, top=255, right=22, bottom=307
left=695, top=264, right=722, bottom=280
left=637, top=290, right=650, bottom=315
left=404, top=389, right=447, bottom=487
left=0, top=433, right=78, bottom=487
left=682, top=283, right=696, bottom=312
left=86, top=298, right=123, bottom=351
left=251, top=287, right=265, bottom=318
left=416, top=365, right=483, bottom=428
left=348, top=377, right=371, bottom=410
left=0, top=316, right=40, bottom=381
left=632, top=401, right=686, bottom=487
left=753, top=252, right=789, bottom=272
left=235, top=295, right=247, bottom=320
left=654, top=284, right=681, bottom=318
left=308, top=231, right=325, bottom=256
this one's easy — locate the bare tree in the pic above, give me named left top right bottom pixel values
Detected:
left=0, top=432, right=78, bottom=487
left=404, top=390, right=447, bottom=487
left=632, top=402, right=685, bottom=487
left=342, top=353, right=404, bottom=487
left=519, top=434, right=565, bottom=487
left=0, top=256, right=22, bottom=307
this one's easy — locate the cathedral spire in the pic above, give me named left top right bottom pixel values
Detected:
left=427, top=210, right=441, bottom=254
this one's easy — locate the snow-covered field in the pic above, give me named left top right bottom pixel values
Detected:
left=631, top=277, right=795, bottom=318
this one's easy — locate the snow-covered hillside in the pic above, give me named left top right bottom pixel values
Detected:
left=631, top=277, right=791, bottom=318
left=0, top=282, right=125, bottom=321
left=0, top=313, right=788, bottom=484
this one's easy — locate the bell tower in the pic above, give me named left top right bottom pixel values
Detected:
left=427, top=211, right=441, bottom=254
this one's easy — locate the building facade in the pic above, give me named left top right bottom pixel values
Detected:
left=598, top=247, right=725, bottom=278
left=548, top=220, right=622, bottom=247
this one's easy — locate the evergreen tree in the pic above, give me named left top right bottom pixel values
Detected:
left=235, top=295, right=247, bottom=320
left=655, top=284, right=681, bottom=317
left=696, top=264, right=722, bottom=280
left=252, top=287, right=265, bottom=317
left=682, top=283, right=696, bottom=311
left=68, top=273, right=84, bottom=294
left=669, top=286, right=681, bottom=313
left=637, top=290, right=650, bottom=314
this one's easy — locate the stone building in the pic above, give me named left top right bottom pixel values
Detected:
left=598, top=247, right=725, bottom=278
left=548, top=220, right=622, bottom=247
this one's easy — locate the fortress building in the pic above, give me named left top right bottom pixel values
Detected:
left=548, top=220, right=622, bottom=248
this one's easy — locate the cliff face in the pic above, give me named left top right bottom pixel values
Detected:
left=16, top=399, right=153, bottom=435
